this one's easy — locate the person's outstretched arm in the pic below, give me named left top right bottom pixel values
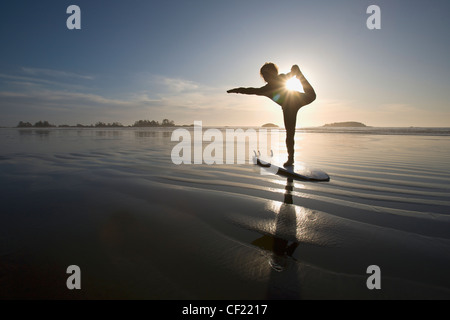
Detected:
left=291, top=65, right=316, bottom=104
left=227, top=87, right=266, bottom=95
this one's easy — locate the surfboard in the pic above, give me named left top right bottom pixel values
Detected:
left=253, top=152, right=330, bottom=182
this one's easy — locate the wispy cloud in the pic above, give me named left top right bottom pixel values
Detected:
left=160, top=77, right=199, bottom=92
left=0, top=73, right=73, bottom=88
left=0, top=66, right=95, bottom=98
left=0, top=87, right=164, bottom=126
left=0, top=72, right=270, bottom=126
left=3, top=69, right=448, bottom=128
left=21, top=67, right=94, bottom=80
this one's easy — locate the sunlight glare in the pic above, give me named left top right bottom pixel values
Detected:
left=286, top=77, right=303, bottom=92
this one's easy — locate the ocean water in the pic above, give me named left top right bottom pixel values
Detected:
left=0, top=127, right=449, bottom=299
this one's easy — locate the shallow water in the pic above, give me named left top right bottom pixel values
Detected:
left=0, top=127, right=450, bottom=299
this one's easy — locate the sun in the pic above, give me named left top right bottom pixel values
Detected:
left=285, top=77, right=303, bottom=92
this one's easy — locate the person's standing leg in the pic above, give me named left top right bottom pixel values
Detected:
left=282, top=107, right=298, bottom=166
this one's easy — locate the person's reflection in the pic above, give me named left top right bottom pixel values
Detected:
left=251, top=177, right=299, bottom=271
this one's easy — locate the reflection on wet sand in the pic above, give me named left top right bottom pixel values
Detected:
left=252, top=178, right=299, bottom=268
left=251, top=177, right=301, bottom=298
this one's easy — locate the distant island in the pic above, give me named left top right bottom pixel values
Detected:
left=17, top=121, right=56, bottom=128
left=16, top=119, right=178, bottom=128
left=323, top=121, right=367, bottom=128
left=261, top=123, right=279, bottom=128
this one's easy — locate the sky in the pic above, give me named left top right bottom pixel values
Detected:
left=0, top=0, right=449, bottom=127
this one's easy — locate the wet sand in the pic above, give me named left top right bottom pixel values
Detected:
left=1, top=127, right=450, bottom=299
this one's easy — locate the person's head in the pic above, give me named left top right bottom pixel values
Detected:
left=260, top=62, right=279, bottom=83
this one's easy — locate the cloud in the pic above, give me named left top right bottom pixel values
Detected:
left=0, top=71, right=272, bottom=127
left=3, top=71, right=448, bottom=128
left=0, top=73, right=70, bottom=87
left=160, top=77, right=199, bottom=92
left=21, top=67, right=94, bottom=80
left=0, top=87, right=165, bottom=126
left=0, top=72, right=93, bottom=93
left=3, top=71, right=366, bottom=127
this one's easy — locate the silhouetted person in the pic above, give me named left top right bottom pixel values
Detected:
left=227, top=63, right=316, bottom=166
